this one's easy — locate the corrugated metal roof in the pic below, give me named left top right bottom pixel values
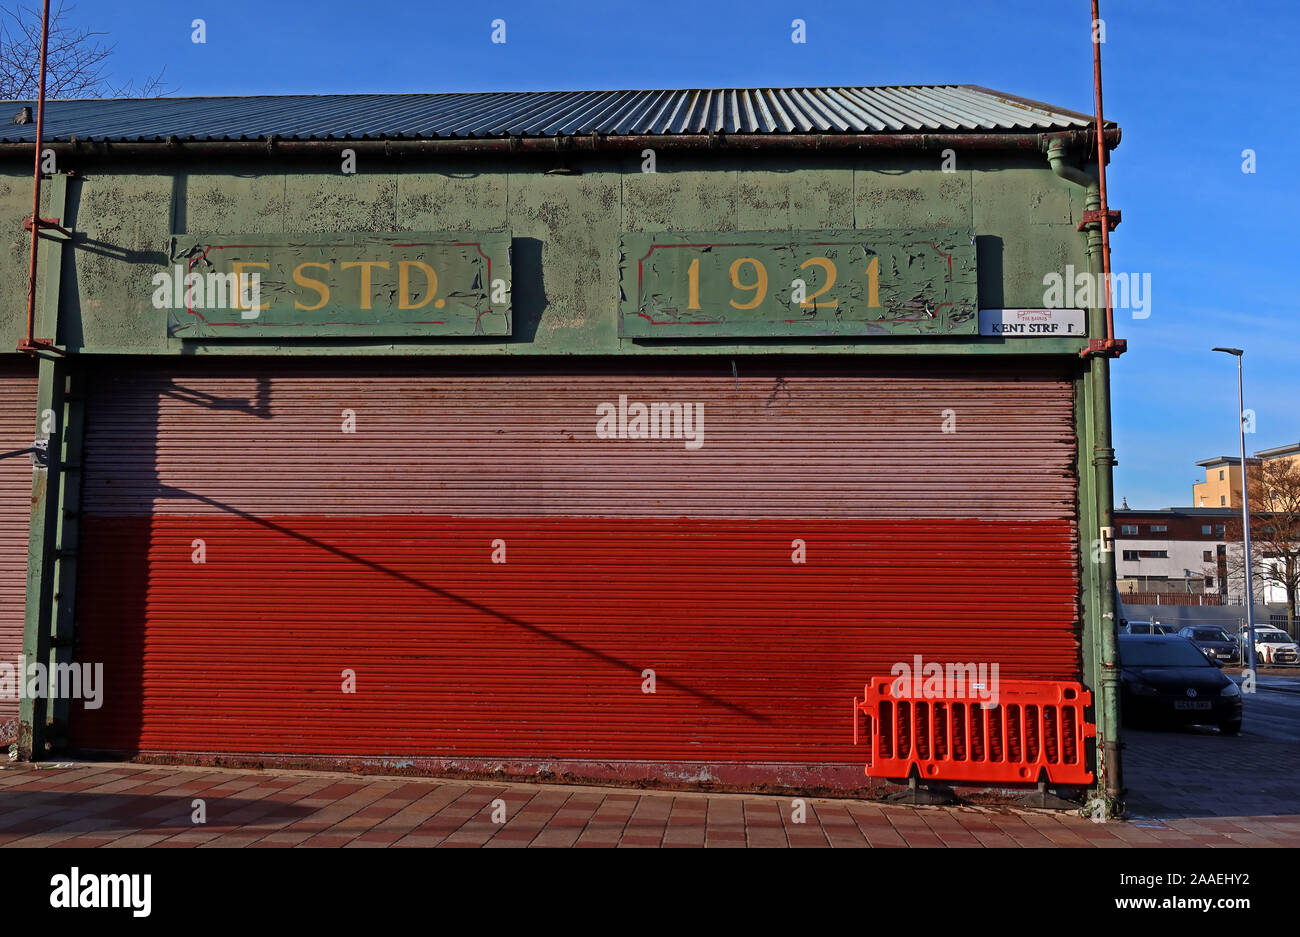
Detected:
left=0, top=85, right=1105, bottom=143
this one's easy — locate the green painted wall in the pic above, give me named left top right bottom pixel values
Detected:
left=0, top=150, right=1089, bottom=357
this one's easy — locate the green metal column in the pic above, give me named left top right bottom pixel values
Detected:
left=1075, top=364, right=1100, bottom=771
left=47, top=364, right=84, bottom=747
left=19, top=355, right=62, bottom=759
left=1080, top=184, right=1123, bottom=809
left=1049, top=139, right=1123, bottom=810
left=1090, top=356, right=1122, bottom=802
left=18, top=172, right=74, bottom=761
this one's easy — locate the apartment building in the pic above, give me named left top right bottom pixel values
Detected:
left=1193, top=457, right=1245, bottom=508
left=1115, top=507, right=1237, bottom=595
left=1193, top=442, right=1300, bottom=508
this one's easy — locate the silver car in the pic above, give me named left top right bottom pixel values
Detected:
left=1250, top=628, right=1300, bottom=664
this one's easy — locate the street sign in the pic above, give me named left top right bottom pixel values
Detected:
left=978, top=308, right=1087, bottom=337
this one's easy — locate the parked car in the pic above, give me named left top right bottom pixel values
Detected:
left=1123, top=621, right=1175, bottom=635
left=1242, top=627, right=1300, bottom=664
left=1119, top=634, right=1242, bottom=735
left=1177, top=626, right=1241, bottom=664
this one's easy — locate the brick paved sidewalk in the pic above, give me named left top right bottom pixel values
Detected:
left=0, top=761, right=1296, bottom=847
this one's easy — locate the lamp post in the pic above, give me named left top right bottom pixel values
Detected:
left=1212, top=347, right=1257, bottom=674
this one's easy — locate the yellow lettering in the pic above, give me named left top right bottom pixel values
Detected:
left=229, top=262, right=269, bottom=312
left=398, top=260, right=437, bottom=311
left=341, top=261, right=390, bottom=310
left=293, top=262, right=331, bottom=311
left=799, top=257, right=838, bottom=307
left=729, top=258, right=767, bottom=310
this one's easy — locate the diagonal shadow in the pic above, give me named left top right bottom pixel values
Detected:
left=0, top=789, right=313, bottom=836
left=158, top=378, right=272, bottom=419
left=159, top=485, right=766, bottom=722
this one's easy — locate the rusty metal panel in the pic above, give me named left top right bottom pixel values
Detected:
left=72, top=359, right=1080, bottom=789
left=166, top=232, right=511, bottom=339
left=0, top=359, right=36, bottom=735
left=619, top=229, right=977, bottom=338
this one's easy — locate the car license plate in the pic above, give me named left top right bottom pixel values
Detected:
left=1174, top=701, right=1212, bottom=710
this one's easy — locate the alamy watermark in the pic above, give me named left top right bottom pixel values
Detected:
left=889, top=654, right=1000, bottom=709
left=151, top=265, right=263, bottom=318
left=1042, top=264, right=1150, bottom=319
left=50, top=867, right=150, bottom=917
left=596, top=394, right=704, bottom=450
left=0, top=658, right=103, bottom=709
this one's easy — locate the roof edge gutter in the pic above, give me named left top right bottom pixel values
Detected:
left=0, top=127, right=1121, bottom=161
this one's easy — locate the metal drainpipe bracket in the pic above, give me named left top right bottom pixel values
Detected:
left=1077, top=208, right=1122, bottom=232
left=16, top=339, right=64, bottom=356
left=23, top=216, right=71, bottom=240
left=1080, top=337, right=1127, bottom=359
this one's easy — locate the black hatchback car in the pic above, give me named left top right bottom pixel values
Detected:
left=1119, top=634, right=1242, bottom=735
left=1177, top=626, right=1241, bottom=664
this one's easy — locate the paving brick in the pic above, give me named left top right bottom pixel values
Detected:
left=528, top=793, right=606, bottom=848
left=438, top=788, right=516, bottom=847
left=371, top=783, right=473, bottom=839
left=485, top=790, right=570, bottom=848
left=661, top=797, right=708, bottom=848
left=742, top=799, right=788, bottom=848
left=616, top=794, right=673, bottom=848
left=810, top=803, right=870, bottom=848
left=345, top=830, right=406, bottom=847
left=575, top=794, right=638, bottom=848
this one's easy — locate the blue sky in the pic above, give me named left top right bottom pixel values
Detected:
left=68, top=0, right=1299, bottom=508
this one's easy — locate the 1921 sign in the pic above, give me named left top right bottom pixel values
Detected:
left=165, top=232, right=511, bottom=338
left=618, top=229, right=977, bottom=338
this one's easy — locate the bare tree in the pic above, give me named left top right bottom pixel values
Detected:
left=1204, top=459, right=1300, bottom=637
left=0, top=1, right=169, bottom=99
left=1250, top=459, right=1300, bottom=637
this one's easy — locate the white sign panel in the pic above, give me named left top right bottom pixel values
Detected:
left=978, top=308, right=1087, bottom=337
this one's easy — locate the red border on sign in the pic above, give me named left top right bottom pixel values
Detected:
left=632, top=240, right=956, bottom=327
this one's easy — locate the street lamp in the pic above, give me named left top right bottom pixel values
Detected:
left=1212, top=347, right=1257, bottom=674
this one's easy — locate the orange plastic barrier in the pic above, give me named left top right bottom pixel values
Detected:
left=853, top=677, right=1096, bottom=785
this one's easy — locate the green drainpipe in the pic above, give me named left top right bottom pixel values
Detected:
left=1047, top=137, right=1123, bottom=807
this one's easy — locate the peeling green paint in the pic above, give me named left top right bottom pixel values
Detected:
left=166, top=232, right=511, bottom=338
left=0, top=151, right=1089, bottom=356
left=619, top=228, right=976, bottom=338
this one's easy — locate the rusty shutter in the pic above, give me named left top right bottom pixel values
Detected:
left=72, top=358, right=1079, bottom=790
left=0, top=360, right=36, bottom=740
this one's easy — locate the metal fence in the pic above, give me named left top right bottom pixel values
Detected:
left=1121, top=592, right=1226, bottom=607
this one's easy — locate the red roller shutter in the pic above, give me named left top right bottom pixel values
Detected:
left=0, top=360, right=36, bottom=740
left=72, top=358, right=1080, bottom=789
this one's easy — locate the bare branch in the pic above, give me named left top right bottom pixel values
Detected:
left=0, top=1, right=173, bottom=99
left=1214, top=458, right=1300, bottom=637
